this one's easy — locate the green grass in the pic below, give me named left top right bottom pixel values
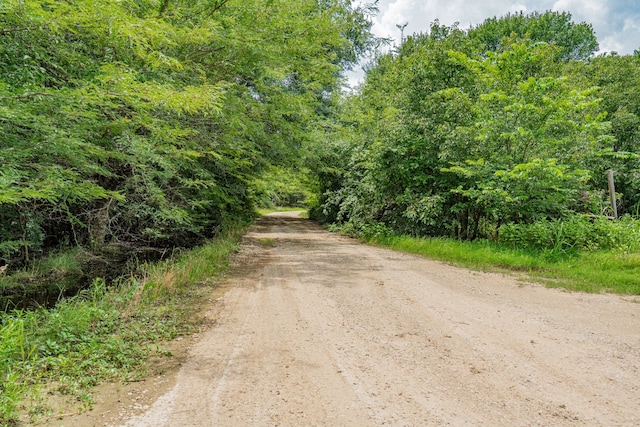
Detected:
left=363, top=233, right=640, bottom=295
left=257, top=238, right=277, bottom=248
left=256, top=207, right=307, bottom=216
left=31, top=249, right=83, bottom=276
left=373, top=235, right=544, bottom=270
left=0, top=249, right=83, bottom=288
left=0, top=223, right=248, bottom=425
left=541, top=252, right=640, bottom=294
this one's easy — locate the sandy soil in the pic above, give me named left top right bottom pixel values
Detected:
left=44, top=212, right=640, bottom=426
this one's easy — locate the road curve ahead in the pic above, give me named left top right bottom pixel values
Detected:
left=123, top=212, right=640, bottom=427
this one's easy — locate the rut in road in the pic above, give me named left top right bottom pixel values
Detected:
left=123, top=212, right=640, bottom=426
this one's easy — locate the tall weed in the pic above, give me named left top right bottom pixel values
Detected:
left=0, top=224, right=247, bottom=424
left=499, top=215, right=640, bottom=253
left=0, top=313, right=35, bottom=424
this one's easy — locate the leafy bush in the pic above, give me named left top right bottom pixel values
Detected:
left=329, top=221, right=392, bottom=239
left=499, top=215, right=640, bottom=253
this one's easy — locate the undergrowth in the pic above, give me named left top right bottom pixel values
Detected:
left=499, top=215, right=640, bottom=253
left=0, top=224, right=247, bottom=425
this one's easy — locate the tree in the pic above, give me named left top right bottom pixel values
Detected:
left=469, top=11, right=598, bottom=60
left=313, top=17, right=613, bottom=240
left=0, top=0, right=376, bottom=264
left=574, top=54, right=640, bottom=214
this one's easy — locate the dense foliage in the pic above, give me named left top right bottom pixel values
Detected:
left=312, top=11, right=640, bottom=241
left=3, top=5, right=640, bottom=424
left=0, top=0, right=376, bottom=266
left=0, top=223, right=246, bottom=423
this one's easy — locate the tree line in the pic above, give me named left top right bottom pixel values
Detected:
left=311, top=11, right=640, bottom=242
left=0, top=0, right=376, bottom=267
left=4, top=5, right=640, bottom=270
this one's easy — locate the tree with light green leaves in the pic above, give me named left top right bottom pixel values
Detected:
left=0, top=0, right=377, bottom=264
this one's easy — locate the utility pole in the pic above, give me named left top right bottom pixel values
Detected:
left=607, top=169, right=618, bottom=219
left=396, top=22, right=408, bottom=45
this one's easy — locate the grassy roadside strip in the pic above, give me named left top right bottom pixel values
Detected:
left=0, top=222, right=248, bottom=426
left=342, top=229, right=640, bottom=296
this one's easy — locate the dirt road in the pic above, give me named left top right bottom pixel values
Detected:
left=120, top=212, right=639, bottom=426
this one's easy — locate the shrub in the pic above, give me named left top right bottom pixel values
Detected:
left=499, top=214, right=640, bottom=253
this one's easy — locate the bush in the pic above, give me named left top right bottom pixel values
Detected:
left=329, top=221, right=392, bottom=240
left=499, top=215, right=640, bottom=253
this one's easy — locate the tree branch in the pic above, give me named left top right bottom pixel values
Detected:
left=203, top=0, right=230, bottom=19
left=0, top=26, right=46, bottom=34
left=186, top=46, right=225, bottom=60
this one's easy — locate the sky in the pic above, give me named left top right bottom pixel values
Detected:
left=346, top=0, right=640, bottom=86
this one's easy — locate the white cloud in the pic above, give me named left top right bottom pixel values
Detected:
left=344, top=0, right=640, bottom=86
left=598, top=36, right=624, bottom=54
left=509, top=4, right=528, bottom=13
left=599, top=17, right=640, bottom=54
left=623, top=18, right=640, bottom=33
left=552, top=0, right=609, bottom=28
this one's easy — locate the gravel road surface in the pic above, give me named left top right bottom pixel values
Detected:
left=121, top=212, right=640, bottom=426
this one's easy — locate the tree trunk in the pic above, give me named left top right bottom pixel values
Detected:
left=89, top=199, right=112, bottom=251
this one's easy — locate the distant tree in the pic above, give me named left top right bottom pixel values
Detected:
left=469, top=11, right=598, bottom=60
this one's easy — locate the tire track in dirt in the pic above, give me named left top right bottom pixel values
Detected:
left=119, top=212, right=640, bottom=426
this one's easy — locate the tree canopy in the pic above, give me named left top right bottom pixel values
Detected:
left=3, top=5, right=640, bottom=266
left=311, top=11, right=640, bottom=240
left=0, top=0, right=377, bottom=264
